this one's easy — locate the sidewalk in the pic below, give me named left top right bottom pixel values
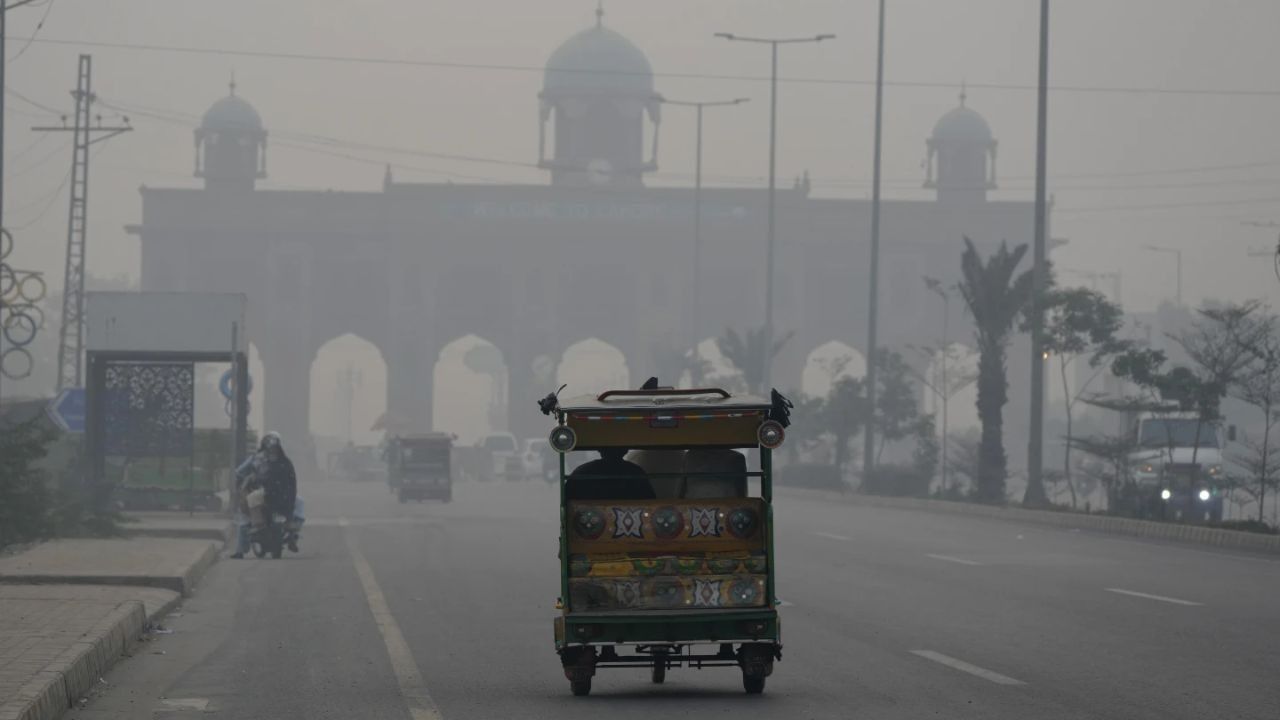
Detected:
left=0, top=519, right=227, bottom=720
left=121, top=512, right=232, bottom=543
left=0, top=585, right=178, bottom=720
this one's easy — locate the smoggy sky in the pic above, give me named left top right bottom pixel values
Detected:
left=5, top=0, right=1280, bottom=314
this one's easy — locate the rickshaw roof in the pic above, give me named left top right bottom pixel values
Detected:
left=558, top=388, right=771, bottom=414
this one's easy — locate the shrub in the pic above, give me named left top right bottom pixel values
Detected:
left=0, top=418, right=55, bottom=548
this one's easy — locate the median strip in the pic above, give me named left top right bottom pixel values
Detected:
left=910, top=650, right=1026, bottom=686
left=1104, top=587, right=1202, bottom=606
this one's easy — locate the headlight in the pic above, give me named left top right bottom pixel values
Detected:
left=758, top=420, right=786, bottom=449
left=1160, top=488, right=1172, bottom=501
left=1198, top=489, right=1212, bottom=502
left=1140, top=464, right=1155, bottom=474
left=548, top=425, right=577, bottom=453
left=1207, top=465, right=1222, bottom=476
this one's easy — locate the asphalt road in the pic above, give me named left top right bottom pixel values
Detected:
left=71, top=475, right=1280, bottom=719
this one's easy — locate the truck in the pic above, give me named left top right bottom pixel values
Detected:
left=1128, top=412, right=1232, bottom=522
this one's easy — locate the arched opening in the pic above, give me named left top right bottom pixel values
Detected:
left=189, top=341, right=264, bottom=434
left=801, top=341, right=866, bottom=400
left=433, top=335, right=508, bottom=445
left=694, top=337, right=741, bottom=392
left=557, top=339, right=630, bottom=397
left=247, top=342, right=264, bottom=433
left=309, top=334, right=388, bottom=456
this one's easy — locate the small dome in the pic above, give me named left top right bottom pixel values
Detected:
left=201, top=93, right=263, bottom=132
left=931, top=103, right=993, bottom=146
left=543, top=23, right=654, bottom=98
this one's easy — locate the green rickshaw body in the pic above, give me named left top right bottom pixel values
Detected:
left=546, top=387, right=787, bottom=695
left=388, top=433, right=453, bottom=503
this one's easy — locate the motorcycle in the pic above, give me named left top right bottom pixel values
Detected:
left=251, top=511, right=298, bottom=559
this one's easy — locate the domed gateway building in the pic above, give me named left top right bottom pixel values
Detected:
left=130, top=10, right=1046, bottom=463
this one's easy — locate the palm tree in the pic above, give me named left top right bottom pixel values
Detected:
left=717, top=326, right=794, bottom=395
left=957, top=237, right=1033, bottom=503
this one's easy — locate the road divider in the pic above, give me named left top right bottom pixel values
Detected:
left=782, top=488, right=1280, bottom=555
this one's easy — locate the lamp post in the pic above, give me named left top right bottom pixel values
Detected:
left=1142, top=244, right=1183, bottom=306
left=664, top=98, right=750, bottom=348
left=1027, top=0, right=1051, bottom=505
left=862, top=0, right=887, bottom=485
left=715, top=31, right=834, bottom=389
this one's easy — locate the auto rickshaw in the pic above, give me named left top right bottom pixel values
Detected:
left=386, top=433, right=453, bottom=503
left=539, top=386, right=792, bottom=696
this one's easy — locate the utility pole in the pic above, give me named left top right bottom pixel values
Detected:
left=33, top=55, right=131, bottom=391
left=662, top=97, right=749, bottom=348
left=1026, top=0, right=1051, bottom=506
left=863, top=0, right=887, bottom=486
left=715, top=31, right=834, bottom=390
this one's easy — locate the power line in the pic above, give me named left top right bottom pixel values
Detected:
left=5, top=86, right=60, bottom=115
left=17, top=35, right=1280, bottom=99
left=7, top=0, right=54, bottom=62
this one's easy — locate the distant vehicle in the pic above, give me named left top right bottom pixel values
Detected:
left=478, top=432, right=522, bottom=481
left=522, top=438, right=553, bottom=480
left=1128, top=412, right=1231, bottom=522
left=386, top=433, right=453, bottom=503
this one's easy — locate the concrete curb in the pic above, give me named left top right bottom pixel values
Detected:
left=783, top=488, right=1280, bottom=555
left=123, top=524, right=231, bottom=543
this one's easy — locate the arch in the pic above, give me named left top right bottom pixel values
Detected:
left=308, top=333, right=388, bottom=452
left=695, top=337, right=747, bottom=394
left=801, top=341, right=866, bottom=400
left=433, top=335, right=508, bottom=445
left=246, top=341, right=264, bottom=433
left=557, top=338, right=630, bottom=396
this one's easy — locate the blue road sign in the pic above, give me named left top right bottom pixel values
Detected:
left=47, top=387, right=86, bottom=433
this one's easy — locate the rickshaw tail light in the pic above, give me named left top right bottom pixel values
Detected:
left=758, top=420, right=785, bottom=449
left=549, top=425, right=577, bottom=453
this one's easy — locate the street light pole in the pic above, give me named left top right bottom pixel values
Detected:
left=715, top=32, right=834, bottom=391
left=1142, top=244, right=1183, bottom=306
left=1027, top=0, right=1051, bottom=506
left=862, top=0, right=887, bottom=486
left=664, top=98, right=749, bottom=348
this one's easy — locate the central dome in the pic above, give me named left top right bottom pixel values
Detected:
left=931, top=104, right=993, bottom=146
left=201, top=93, right=263, bottom=132
left=543, top=23, right=655, bottom=98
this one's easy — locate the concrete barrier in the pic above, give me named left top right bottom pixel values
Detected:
left=782, top=488, right=1280, bottom=555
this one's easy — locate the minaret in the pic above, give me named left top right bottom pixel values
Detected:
left=195, top=76, right=268, bottom=191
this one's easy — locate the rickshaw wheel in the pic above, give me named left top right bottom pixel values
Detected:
left=570, top=679, right=591, bottom=696
left=651, top=661, right=666, bottom=684
left=743, top=676, right=765, bottom=694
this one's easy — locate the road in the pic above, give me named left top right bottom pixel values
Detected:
left=71, top=476, right=1280, bottom=719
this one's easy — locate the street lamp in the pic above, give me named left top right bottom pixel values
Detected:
left=863, top=0, right=887, bottom=485
left=715, top=31, right=834, bottom=388
left=1027, top=0, right=1051, bottom=504
left=663, top=97, right=750, bottom=347
left=1142, top=244, right=1183, bottom=306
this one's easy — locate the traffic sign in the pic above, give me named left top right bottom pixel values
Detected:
left=47, top=387, right=86, bottom=433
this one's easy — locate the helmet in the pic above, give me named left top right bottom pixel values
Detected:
left=260, top=431, right=283, bottom=452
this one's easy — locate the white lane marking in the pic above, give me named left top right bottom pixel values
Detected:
left=813, top=531, right=852, bottom=541
left=910, top=650, right=1026, bottom=686
left=1104, top=587, right=1203, bottom=606
left=925, top=553, right=983, bottom=566
left=340, top=517, right=444, bottom=720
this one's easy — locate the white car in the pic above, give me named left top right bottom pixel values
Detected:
left=521, top=438, right=551, bottom=479
left=477, top=432, right=521, bottom=480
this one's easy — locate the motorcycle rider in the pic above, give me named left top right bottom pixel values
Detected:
left=230, top=432, right=298, bottom=559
